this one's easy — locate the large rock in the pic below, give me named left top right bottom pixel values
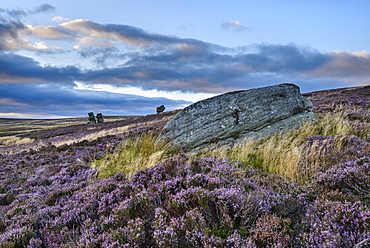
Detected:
left=157, top=83, right=314, bottom=151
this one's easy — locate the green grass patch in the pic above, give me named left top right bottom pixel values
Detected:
left=92, top=132, right=166, bottom=179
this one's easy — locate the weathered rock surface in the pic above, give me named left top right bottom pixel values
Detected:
left=157, top=83, right=315, bottom=151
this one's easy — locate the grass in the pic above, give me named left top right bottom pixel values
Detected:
left=92, top=106, right=369, bottom=184
left=52, top=125, right=133, bottom=147
left=212, top=106, right=362, bottom=183
left=0, top=136, right=34, bottom=147
left=92, top=132, right=166, bottom=179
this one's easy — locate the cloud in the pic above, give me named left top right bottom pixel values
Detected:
left=27, top=24, right=72, bottom=39
left=221, top=20, right=249, bottom=32
left=31, top=4, right=56, bottom=14
left=1, top=41, right=369, bottom=95
left=0, top=5, right=60, bottom=51
left=308, top=50, right=370, bottom=79
left=77, top=47, right=122, bottom=67
left=0, top=7, right=27, bottom=19
left=74, top=82, right=216, bottom=102
left=0, top=22, right=66, bottom=51
left=0, top=4, right=55, bottom=19
left=59, top=19, right=208, bottom=49
left=52, top=16, right=70, bottom=23
left=0, top=20, right=28, bottom=51
left=0, top=52, right=80, bottom=83
left=0, top=83, right=190, bottom=117
left=78, top=43, right=329, bottom=92
left=76, top=36, right=114, bottom=48
left=0, top=98, right=30, bottom=107
left=0, top=112, right=68, bottom=118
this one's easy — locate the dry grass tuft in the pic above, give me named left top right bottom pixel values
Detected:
left=52, top=125, right=132, bottom=147
left=92, top=132, right=166, bottom=179
left=0, top=136, right=34, bottom=147
left=204, top=107, right=359, bottom=183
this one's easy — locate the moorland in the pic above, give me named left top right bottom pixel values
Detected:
left=0, top=85, right=369, bottom=247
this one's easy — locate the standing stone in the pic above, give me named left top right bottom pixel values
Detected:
left=156, top=105, right=166, bottom=114
left=96, top=113, right=104, bottom=123
left=88, top=112, right=96, bottom=124
left=156, top=83, right=314, bottom=151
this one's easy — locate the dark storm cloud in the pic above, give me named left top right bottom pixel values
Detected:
left=0, top=52, right=79, bottom=82
left=0, top=83, right=190, bottom=117
left=76, top=43, right=331, bottom=92
left=1, top=42, right=366, bottom=93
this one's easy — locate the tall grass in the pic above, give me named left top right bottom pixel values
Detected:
left=206, top=107, right=363, bottom=183
left=92, top=132, right=166, bottom=179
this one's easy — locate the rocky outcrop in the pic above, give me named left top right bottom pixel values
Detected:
left=157, top=83, right=315, bottom=151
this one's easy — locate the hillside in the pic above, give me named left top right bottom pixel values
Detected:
left=0, top=111, right=178, bottom=154
left=0, top=86, right=369, bottom=247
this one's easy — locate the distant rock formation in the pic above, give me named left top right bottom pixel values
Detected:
left=156, top=105, right=166, bottom=114
left=157, top=83, right=314, bottom=151
left=88, top=112, right=96, bottom=124
left=96, top=113, right=104, bottom=123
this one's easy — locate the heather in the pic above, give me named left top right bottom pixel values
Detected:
left=0, top=86, right=370, bottom=247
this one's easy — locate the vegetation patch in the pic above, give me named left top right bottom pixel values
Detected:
left=92, top=132, right=166, bottom=179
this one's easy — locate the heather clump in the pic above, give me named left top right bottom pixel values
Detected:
left=299, top=199, right=370, bottom=247
left=297, top=134, right=370, bottom=182
left=295, top=155, right=370, bottom=247
left=312, top=156, right=370, bottom=202
left=248, top=214, right=293, bottom=247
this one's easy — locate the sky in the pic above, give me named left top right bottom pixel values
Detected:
left=0, top=0, right=369, bottom=118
